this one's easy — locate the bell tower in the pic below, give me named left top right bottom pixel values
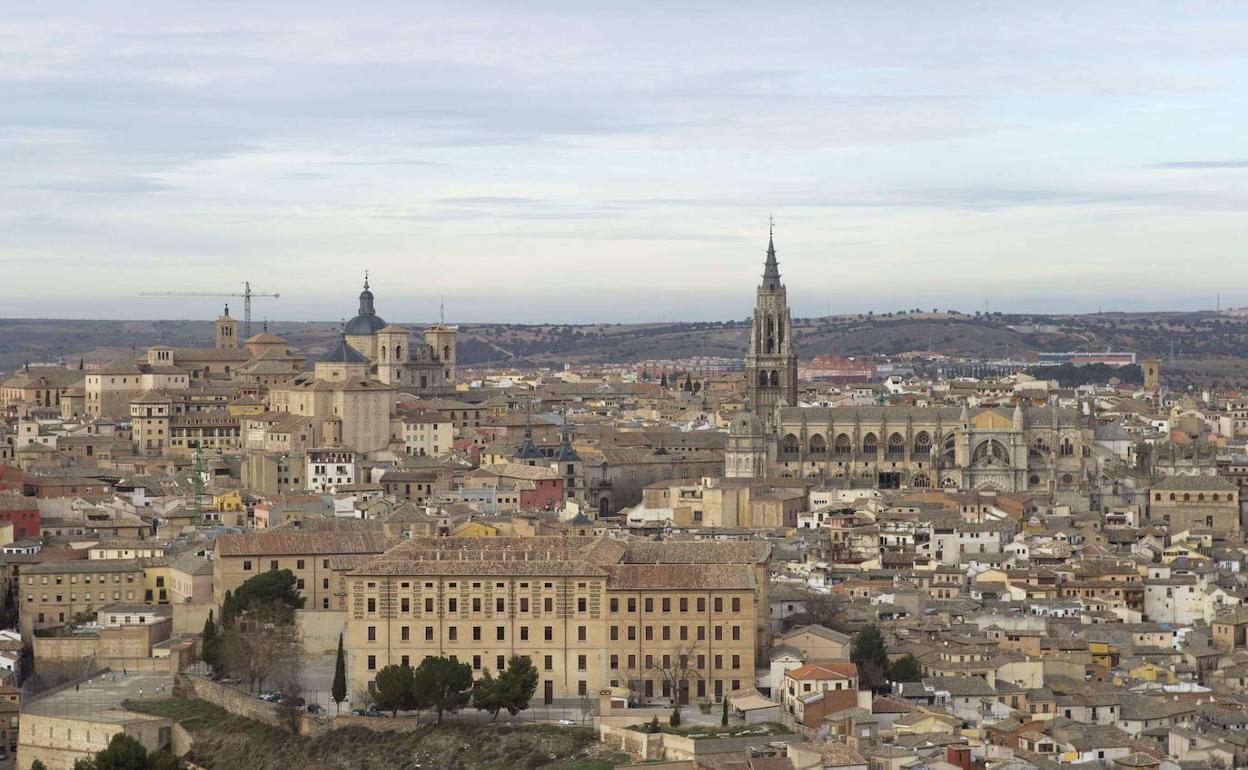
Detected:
left=215, top=305, right=238, bottom=349
left=745, top=220, right=798, bottom=428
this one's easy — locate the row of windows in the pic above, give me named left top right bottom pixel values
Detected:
left=29, top=591, right=133, bottom=603
left=1153, top=491, right=1235, bottom=502
left=364, top=622, right=745, bottom=645
left=27, top=573, right=135, bottom=585
left=359, top=594, right=743, bottom=616
left=363, top=651, right=743, bottom=674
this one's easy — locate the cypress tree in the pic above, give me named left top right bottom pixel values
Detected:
left=332, top=633, right=348, bottom=714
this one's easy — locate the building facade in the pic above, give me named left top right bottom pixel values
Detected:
left=344, top=537, right=770, bottom=705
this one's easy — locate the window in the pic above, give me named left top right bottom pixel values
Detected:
left=544, top=597, right=553, bottom=612
left=627, top=598, right=636, bottom=613
left=448, top=627, right=458, bottom=641
left=610, top=598, right=619, bottom=613
left=645, top=598, right=653, bottom=612
left=425, top=598, right=434, bottom=612
left=496, top=627, right=505, bottom=641
left=472, top=626, right=482, bottom=641
left=544, top=655, right=553, bottom=671
left=714, top=598, right=723, bottom=613
left=367, top=655, right=376, bottom=671
left=367, top=626, right=376, bottom=641
left=610, top=626, right=618, bottom=641
left=662, top=598, right=670, bottom=612
left=472, top=598, right=481, bottom=612
left=497, top=655, right=505, bottom=671
left=577, top=597, right=587, bottom=612
left=401, top=626, right=410, bottom=641
left=367, top=598, right=376, bottom=613
left=731, top=597, right=740, bottom=612
left=520, top=597, right=529, bottom=612
left=544, top=626, right=553, bottom=641
left=243, top=560, right=252, bottom=571
left=577, top=626, right=587, bottom=642
left=520, top=626, right=529, bottom=641
left=448, top=598, right=458, bottom=612
left=577, top=655, right=587, bottom=671
left=425, top=626, right=434, bottom=641
left=401, top=598, right=410, bottom=613
left=296, top=559, right=304, bottom=570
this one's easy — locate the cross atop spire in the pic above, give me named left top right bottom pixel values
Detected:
left=762, top=217, right=782, bottom=290
left=363, top=270, right=370, bottom=291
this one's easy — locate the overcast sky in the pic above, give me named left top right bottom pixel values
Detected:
left=3, top=2, right=1247, bottom=323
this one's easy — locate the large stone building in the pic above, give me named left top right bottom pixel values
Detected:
left=344, top=536, right=769, bottom=705
left=727, top=233, right=1095, bottom=495
left=341, top=275, right=457, bottom=395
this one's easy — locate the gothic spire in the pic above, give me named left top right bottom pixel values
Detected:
left=762, top=217, right=782, bottom=290
left=358, top=271, right=376, bottom=317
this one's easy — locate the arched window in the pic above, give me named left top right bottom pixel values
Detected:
left=758, top=371, right=769, bottom=387
left=1060, top=439, right=1074, bottom=456
left=1183, top=493, right=1191, bottom=502
left=396, top=345, right=403, bottom=360
left=972, top=440, right=1011, bottom=468
left=862, top=433, right=878, bottom=455
left=912, top=472, right=931, bottom=488
left=809, top=435, right=827, bottom=454
left=914, top=432, right=931, bottom=456
left=886, top=432, right=905, bottom=457
left=1029, top=474, right=1041, bottom=486
left=442, top=345, right=450, bottom=361
left=1198, top=493, right=1205, bottom=502
left=770, top=370, right=779, bottom=387
left=765, top=316, right=775, bottom=353
left=834, top=434, right=851, bottom=454
left=781, top=434, right=800, bottom=456
left=380, top=346, right=387, bottom=361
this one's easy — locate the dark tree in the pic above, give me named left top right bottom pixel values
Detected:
left=331, top=633, right=348, bottom=714
left=373, top=663, right=417, bottom=717
left=471, top=668, right=503, bottom=719
left=200, top=610, right=221, bottom=674
left=888, top=654, right=922, bottom=683
left=221, top=569, right=304, bottom=627
left=851, top=625, right=889, bottom=690
left=69, top=733, right=185, bottom=770
left=493, top=655, right=538, bottom=717
left=670, top=706, right=681, bottom=727
left=413, top=656, right=472, bottom=723
left=721, top=697, right=729, bottom=726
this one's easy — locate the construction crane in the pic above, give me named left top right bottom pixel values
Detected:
left=139, top=281, right=279, bottom=338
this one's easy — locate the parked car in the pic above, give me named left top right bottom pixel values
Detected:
left=306, top=703, right=322, bottom=714
left=558, top=719, right=575, bottom=726
left=350, top=708, right=387, bottom=718
left=259, top=691, right=285, bottom=702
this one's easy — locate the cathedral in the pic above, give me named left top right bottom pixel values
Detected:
left=728, top=231, right=1094, bottom=496
left=340, top=275, right=458, bottom=395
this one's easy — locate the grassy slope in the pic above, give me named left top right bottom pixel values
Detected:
left=127, top=698, right=627, bottom=770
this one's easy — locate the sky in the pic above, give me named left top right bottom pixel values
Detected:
left=2, top=1, right=1248, bottom=323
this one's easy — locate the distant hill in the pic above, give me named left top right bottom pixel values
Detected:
left=3, top=310, right=1248, bottom=386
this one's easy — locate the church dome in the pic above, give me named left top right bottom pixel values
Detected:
left=344, top=274, right=386, bottom=335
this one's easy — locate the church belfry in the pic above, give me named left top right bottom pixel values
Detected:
left=745, top=221, right=798, bottom=427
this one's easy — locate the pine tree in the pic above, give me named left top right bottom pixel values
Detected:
left=851, top=624, right=890, bottom=690
left=721, top=697, right=729, bottom=726
left=670, top=706, right=681, bottom=727
left=332, top=633, right=348, bottom=714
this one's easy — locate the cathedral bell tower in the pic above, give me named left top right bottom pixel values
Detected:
left=745, top=222, right=798, bottom=428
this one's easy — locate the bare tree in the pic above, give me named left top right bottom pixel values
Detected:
left=221, top=598, right=303, bottom=694
left=648, top=641, right=704, bottom=707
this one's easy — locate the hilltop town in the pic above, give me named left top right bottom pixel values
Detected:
left=3, top=235, right=1248, bottom=770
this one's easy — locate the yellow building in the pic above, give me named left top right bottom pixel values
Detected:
left=345, top=536, right=770, bottom=706
left=213, top=530, right=397, bottom=611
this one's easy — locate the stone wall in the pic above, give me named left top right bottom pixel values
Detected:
left=32, top=635, right=98, bottom=663
left=295, top=609, right=346, bottom=655
left=180, top=675, right=285, bottom=727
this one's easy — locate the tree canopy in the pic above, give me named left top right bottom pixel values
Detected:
left=888, top=654, right=922, bottom=683
left=471, top=655, right=539, bottom=719
left=70, top=733, right=185, bottom=770
left=413, top=655, right=473, bottom=723
left=850, top=624, right=889, bottom=690
left=221, top=569, right=304, bottom=626
left=374, top=662, right=418, bottom=716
